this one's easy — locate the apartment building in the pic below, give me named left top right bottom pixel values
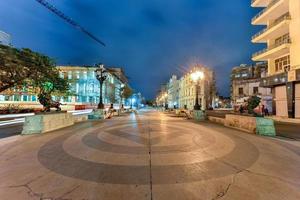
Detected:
left=231, top=63, right=272, bottom=111
left=251, top=0, right=300, bottom=118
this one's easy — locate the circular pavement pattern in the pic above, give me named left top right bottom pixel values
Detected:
left=38, top=119, right=260, bottom=185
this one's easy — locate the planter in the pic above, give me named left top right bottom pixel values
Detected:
left=193, top=110, right=206, bottom=121
left=88, top=109, right=105, bottom=120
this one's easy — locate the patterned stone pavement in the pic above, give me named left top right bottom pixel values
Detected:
left=0, top=110, right=300, bottom=200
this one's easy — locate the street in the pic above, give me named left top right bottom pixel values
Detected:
left=0, top=109, right=299, bottom=200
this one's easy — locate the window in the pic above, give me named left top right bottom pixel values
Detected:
left=275, top=55, right=290, bottom=72
left=238, top=88, right=244, bottom=96
left=253, top=87, right=259, bottom=94
left=275, top=33, right=289, bottom=45
left=68, top=71, right=72, bottom=79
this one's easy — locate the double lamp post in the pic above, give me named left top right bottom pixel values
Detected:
left=191, top=70, right=204, bottom=111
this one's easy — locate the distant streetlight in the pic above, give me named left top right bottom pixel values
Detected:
left=95, top=63, right=108, bottom=109
left=130, top=97, right=136, bottom=109
left=191, top=70, right=204, bottom=110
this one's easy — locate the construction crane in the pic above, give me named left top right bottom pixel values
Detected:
left=35, top=0, right=106, bottom=47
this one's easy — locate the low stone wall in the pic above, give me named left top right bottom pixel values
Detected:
left=22, top=112, right=74, bottom=135
left=208, top=116, right=225, bottom=125
left=224, top=115, right=257, bottom=134
left=73, top=115, right=88, bottom=123
left=223, top=114, right=276, bottom=136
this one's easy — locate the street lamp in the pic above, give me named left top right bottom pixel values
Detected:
left=130, top=97, right=136, bottom=109
left=95, top=63, right=108, bottom=109
left=191, top=70, right=204, bottom=110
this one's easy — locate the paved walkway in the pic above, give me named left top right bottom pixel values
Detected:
left=0, top=110, right=300, bottom=199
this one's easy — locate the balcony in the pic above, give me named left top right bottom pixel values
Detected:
left=252, top=0, right=289, bottom=25
left=260, top=72, right=287, bottom=87
left=252, top=13, right=291, bottom=43
left=252, top=38, right=291, bottom=61
left=251, top=0, right=273, bottom=7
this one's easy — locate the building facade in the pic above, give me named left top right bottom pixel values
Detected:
left=231, top=63, right=272, bottom=111
left=0, top=66, right=129, bottom=109
left=179, top=67, right=216, bottom=110
left=156, top=66, right=216, bottom=111
left=0, top=31, right=11, bottom=46
left=167, top=75, right=180, bottom=109
left=251, top=0, right=300, bottom=118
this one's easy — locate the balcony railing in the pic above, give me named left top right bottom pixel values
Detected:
left=252, top=0, right=281, bottom=23
left=252, top=38, right=291, bottom=58
left=252, top=13, right=291, bottom=40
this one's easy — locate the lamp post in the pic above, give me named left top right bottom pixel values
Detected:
left=191, top=70, right=204, bottom=110
left=95, top=63, right=108, bottom=109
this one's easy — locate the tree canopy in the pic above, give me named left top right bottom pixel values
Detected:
left=122, top=84, right=133, bottom=100
left=0, top=44, right=70, bottom=110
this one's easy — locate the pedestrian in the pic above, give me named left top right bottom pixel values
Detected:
left=264, top=107, right=269, bottom=116
left=239, top=105, right=244, bottom=114
left=261, top=104, right=265, bottom=116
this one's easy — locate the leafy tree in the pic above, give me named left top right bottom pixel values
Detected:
left=0, top=44, right=70, bottom=111
left=247, top=95, right=261, bottom=114
left=0, top=44, right=34, bottom=92
left=107, top=82, right=116, bottom=104
left=122, top=84, right=133, bottom=100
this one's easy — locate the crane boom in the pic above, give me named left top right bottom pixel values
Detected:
left=35, top=0, right=106, bottom=47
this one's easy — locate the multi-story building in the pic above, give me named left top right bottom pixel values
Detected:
left=251, top=0, right=300, bottom=118
left=178, top=66, right=216, bottom=110
left=156, top=84, right=168, bottom=107
left=0, top=65, right=129, bottom=110
left=231, top=63, right=272, bottom=111
left=167, top=75, right=180, bottom=109
left=0, top=30, right=11, bottom=46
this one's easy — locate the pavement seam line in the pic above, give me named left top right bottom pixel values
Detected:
left=148, top=120, right=153, bottom=200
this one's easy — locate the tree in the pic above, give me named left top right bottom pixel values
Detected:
left=0, top=44, right=33, bottom=92
left=107, top=82, right=116, bottom=104
left=247, top=95, right=261, bottom=114
left=0, top=44, right=70, bottom=111
left=121, top=85, right=133, bottom=100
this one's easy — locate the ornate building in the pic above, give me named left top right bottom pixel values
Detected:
left=0, top=65, right=129, bottom=110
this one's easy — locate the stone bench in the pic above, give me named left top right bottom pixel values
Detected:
left=22, top=112, right=74, bottom=135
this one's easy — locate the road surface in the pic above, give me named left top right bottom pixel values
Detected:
left=0, top=110, right=300, bottom=199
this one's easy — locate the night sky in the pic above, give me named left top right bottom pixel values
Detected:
left=0, top=0, right=264, bottom=99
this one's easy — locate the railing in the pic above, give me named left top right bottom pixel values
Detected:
left=252, top=38, right=291, bottom=58
left=252, top=13, right=291, bottom=40
left=252, top=0, right=281, bottom=22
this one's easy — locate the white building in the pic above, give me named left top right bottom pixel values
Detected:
left=0, top=31, right=11, bottom=46
left=167, top=75, right=180, bottom=109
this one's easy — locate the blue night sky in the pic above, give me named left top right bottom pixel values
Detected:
left=0, top=0, right=264, bottom=99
